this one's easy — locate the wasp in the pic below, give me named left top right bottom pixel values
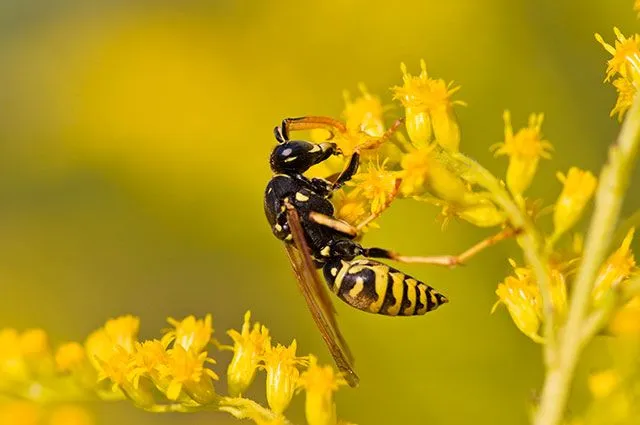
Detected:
left=264, top=116, right=515, bottom=387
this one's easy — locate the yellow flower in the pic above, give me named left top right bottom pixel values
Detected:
left=492, top=111, right=552, bottom=198
left=595, top=28, right=640, bottom=81
left=55, top=342, right=86, bottom=372
left=162, top=314, right=213, bottom=353
left=392, top=60, right=465, bottom=150
left=85, top=315, right=139, bottom=372
left=343, top=83, right=385, bottom=138
left=611, top=77, right=636, bottom=120
left=552, top=167, right=597, bottom=240
left=129, top=339, right=168, bottom=388
left=0, top=328, right=28, bottom=382
left=348, top=159, right=398, bottom=215
left=492, top=260, right=544, bottom=343
left=227, top=311, right=271, bottom=396
left=159, top=345, right=218, bottom=404
left=588, top=370, right=619, bottom=399
left=592, top=228, right=636, bottom=306
left=262, top=340, right=306, bottom=414
left=550, top=269, right=568, bottom=322
left=399, top=146, right=432, bottom=196
left=298, top=355, right=348, bottom=425
left=333, top=189, right=369, bottom=227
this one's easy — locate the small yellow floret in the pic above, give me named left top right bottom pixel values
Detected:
left=492, top=260, right=544, bottom=343
left=595, top=28, right=640, bottom=81
left=392, top=60, right=465, bottom=150
left=298, top=355, right=347, bottom=425
left=492, top=111, right=552, bottom=197
left=262, top=340, right=306, bottom=414
left=552, top=167, right=597, bottom=239
left=226, top=311, right=271, bottom=396
left=162, top=314, right=213, bottom=353
left=348, top=159, right=398, bottom=216
left=611, top=77, right=636, bottom=120
left=592, top=228, right=637, bottom=305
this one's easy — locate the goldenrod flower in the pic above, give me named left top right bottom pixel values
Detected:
left=343, top=83, right=385, bottom=138
left=592, top=228, right=637, bottom=306
left=552, top=167, right=597, bottom=240
left=492, top=111, right=552, bottom=198
left=588, top=370, right=619, bottom=399
left=492, top=260, right=544, bottom=343
left=162, top=314, right=213, bottom=353
left=392, top=60, right=465, bottom=150
left=129, top=339, right=168, bottom=389
left=550, top=269, right=568, bottom=322
left=55, top=342, right=86, bottom=372
left=595, top=28, right=640, bottom=81
left=348, top=159, right=398, bottom=215
left=262, top=340, right=306, bottom=414
left=0, top=329, right=28, bottom=382
left=298, top=356, right=348, bottom=425
left=333, top=189, right=369, bottom=227
left=85, top=315, right=139, bottom=372
left=227, top=311, right=271, bottom=396
left=158, top=345, right=218, bottom=404
left=399, top=146, right=432, bottom=196
left=610, top=77, right=636, bottom=120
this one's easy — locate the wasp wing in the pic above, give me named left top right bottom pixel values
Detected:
left=284, top=204, right=359, bottom=387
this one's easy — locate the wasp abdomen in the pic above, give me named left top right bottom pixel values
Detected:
left=322, top=259, right=448, bottom=316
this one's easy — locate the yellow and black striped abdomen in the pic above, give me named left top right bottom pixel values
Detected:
left=322, top=259, right=448, bottom=316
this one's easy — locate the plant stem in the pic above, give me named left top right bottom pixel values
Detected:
left=451, top=151, right=556, bottom=362
left=533, top=90, right=640, bottom=425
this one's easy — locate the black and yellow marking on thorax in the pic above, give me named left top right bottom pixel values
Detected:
left=323, top=259, right=447, bottom=316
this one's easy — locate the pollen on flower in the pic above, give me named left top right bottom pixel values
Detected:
left=162, top=314, right=213, bottom=353
left=492, top=111, right=552, bottom=197
left=492, top=260, right=544, bottom=343
left=348, top=159, right=399, bottom=215
left=595, top=28, right=640, bottom=81
left=227, top=311, right=271, bottom=396
left=592, top=228, right=637, bottom=305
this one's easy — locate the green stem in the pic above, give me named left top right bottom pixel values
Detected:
left=450, top=151, right=556, bottom=363
left=533, top=90, right=640, bottom=425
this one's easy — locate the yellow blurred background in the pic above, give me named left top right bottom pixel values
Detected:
left=1, top=0, right=639, bottom=424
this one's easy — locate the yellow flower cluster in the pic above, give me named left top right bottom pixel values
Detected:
left=596, top=28, right=640, bottom=120
left=308, top=60, right=505, bottom=231
left=0, top=312, right=354, bottom=425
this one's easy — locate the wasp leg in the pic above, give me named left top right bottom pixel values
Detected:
left=308, top=211, right=358, bottom=238
left=363, top=227, right=520, bottom=268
